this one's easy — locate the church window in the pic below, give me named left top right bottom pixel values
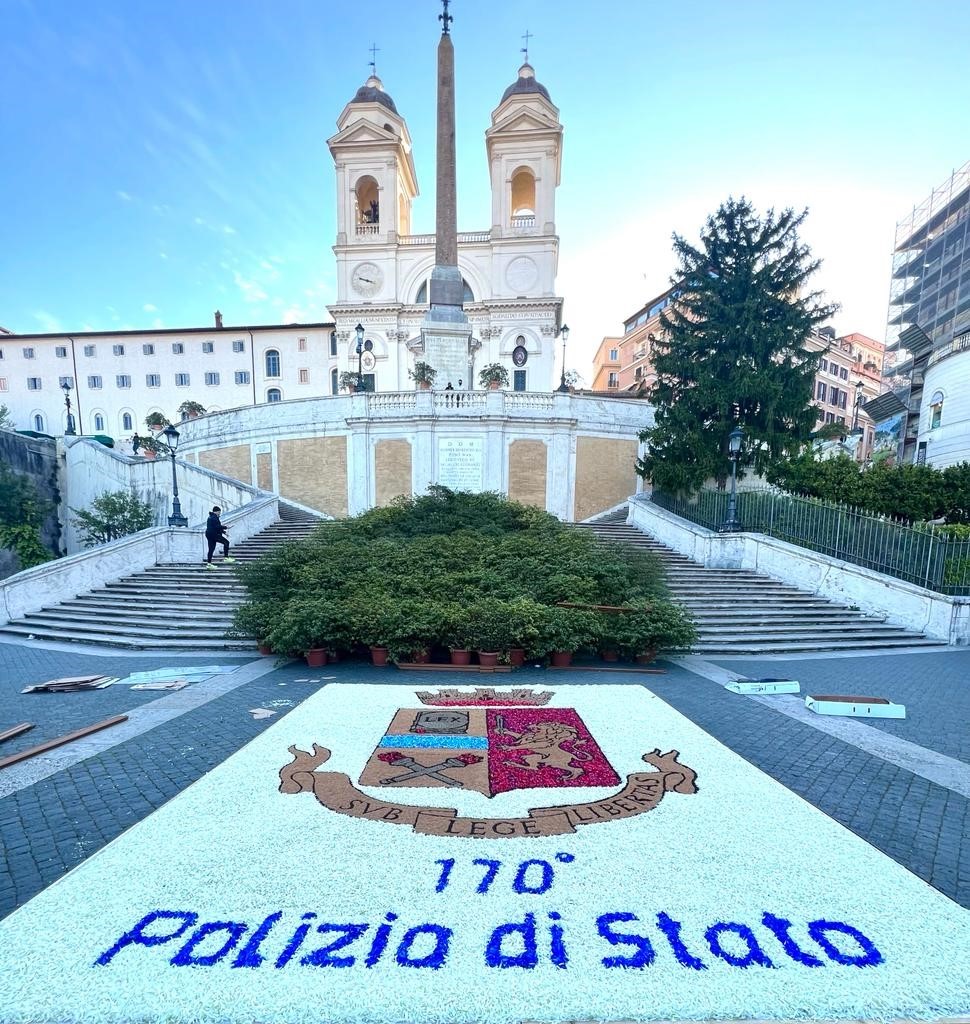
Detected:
left=355, top=176, right=380, bottom=229
left=511, top=168, right=536, bottom=220
left=267, top=388, right=282, bottom=403
left=27, top=377, right=41, bottom=390
left=116, top=375, right=131, bottom=388
left=364, top=339, right=374, bottom=352
left=34, top=414, right=45, bottom=432
left=84, top=345, right=96, bottom=357
left=175, top=373, right=190, bottom=387
left=331, top=367, right=339, bottom=395
left=235, top=371, right=251, bottom=385
left=513, top=369, right=527, bottom=392
left=205, top=372, right=220, bottom=386
left=94, top=413, right=105, bottom=431
left=329, top=332, right=338, bottom=357
left=113, top=344, right=125, bottom=356
left=122, top=412, right=133, bottom=431
left=265, top=349, right=281, bottom=378
left=146, top=374, right=161, bottom=388
left=202, top=341, right=214, bottom=353
left=143, top=343, right=155, bottom=355
left=299, top=368, right=309, bottom=383
left=360, top=373, right=375, bottom=392
left=56, top=346, right=67, bottom=358
left=233, top=340, right=245, bottom=353
left=88, top=375, right=102, bottom=389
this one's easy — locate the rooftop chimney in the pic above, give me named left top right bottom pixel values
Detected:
left=214, top=310, right=223, bottom=329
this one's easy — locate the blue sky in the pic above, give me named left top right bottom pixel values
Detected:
left=2, top=0, right=969, bottom=374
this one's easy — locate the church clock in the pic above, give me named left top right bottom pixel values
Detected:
left=351, top=262, right=384, bottom=298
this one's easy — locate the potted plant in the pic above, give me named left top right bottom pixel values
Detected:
left=133, top=433, right=166, bottom=461
left=350, top=602, right=405, bottom=667
left=144, top=412, right=169, bottom=432
left=464, top=598, right=516, bottom=668
left=408, top=361, right=438, bottom=390
left=503, top=597, right=545, bottom=667
left=177, top=400, right=206, bottom=421
left=478, top=362, right=510, bottom=390
left=383, top=600, right=445, bottom=664
left=534, top=606, right=598, bottom=667
left=339, top=371, right=360, bottom=393
left=612, top=602, right=698, bottom=663
left=265, top=599, right=354, bottom=667
left=441, top=603, right=473, bottom=665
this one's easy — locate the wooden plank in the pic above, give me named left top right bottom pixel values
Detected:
left=0, top=715, right=128, bottom=771
left=547, top=664, right=667, bottom=674
left=395, top=663, right=513, bottom=673
left=0, top=722, right=34, bottom=745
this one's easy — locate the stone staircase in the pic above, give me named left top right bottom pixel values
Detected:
left=0, top=504, right=325, bottom=651
left=577, top=510, right=944, bottom=654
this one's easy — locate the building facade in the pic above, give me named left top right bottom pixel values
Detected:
left=874, top=161, right=970, bottom=467
left=327, top=64, right=565, bottom=393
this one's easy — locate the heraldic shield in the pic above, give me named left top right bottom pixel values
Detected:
left=358, top=706, right=621, bottom=798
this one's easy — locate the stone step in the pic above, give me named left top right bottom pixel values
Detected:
left=0, top=622, right=254, bottom=650
left=29, top=607, right=236, bottom=627
left=691, top=636, right=944, bottom=654
left=17, top=612, right=238, bottom=638
left=692, top=623, right=921, bottom=638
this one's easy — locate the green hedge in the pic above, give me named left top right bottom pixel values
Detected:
left=234, top=488, right=696, bottom=659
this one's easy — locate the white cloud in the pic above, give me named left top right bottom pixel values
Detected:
left=143, top=303, right=158, bottom=312
left=159, top=252, right=168, bottom=260
left=116, top=190, right=133, bottom=202
left=152, top=318, right=164, bottom=329
left=222, top=224, right=237, bottom=235
left=32, top=310, right=61, bottom=332
left=233, top=270, right=268, bottom=303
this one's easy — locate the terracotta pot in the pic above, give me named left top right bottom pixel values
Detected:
left=508, top=648, right=525, bottom=668
left=450, top=649, right=472, bottom=666
left=601, top=649, right=619, bottom=662
left=488, top=380, right=500, bottom=390
left=370, top=646, right=389, bottom=667
left=305, top=648, right=328, bottom=667
left=478, top=651, right=499, bottom=668
left=635, top=649, right=658, bottom=665
left=258, top=644, right=272, bottom=656
left=418, top=381, right=432, bottom=390
left=143, top=449, right=157, bottom=461
left=550, top=650, right=573, bottom=667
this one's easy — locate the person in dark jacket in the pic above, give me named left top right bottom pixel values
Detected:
left=204, top=506, right=234, bottom=568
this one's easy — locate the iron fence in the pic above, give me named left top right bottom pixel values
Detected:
left=650, top=488, right=970, bottom=596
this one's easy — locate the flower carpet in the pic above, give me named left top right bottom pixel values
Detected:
left=0, top=683, right=968, bottom=1023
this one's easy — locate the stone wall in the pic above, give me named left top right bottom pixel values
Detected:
left=0, top=429, right=62, bottom=575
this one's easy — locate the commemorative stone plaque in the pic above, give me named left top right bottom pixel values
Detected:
left=438, top=437, right=484, bottom=491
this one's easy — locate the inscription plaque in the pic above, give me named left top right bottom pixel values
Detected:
left=438, top=437, right=484, bottom=491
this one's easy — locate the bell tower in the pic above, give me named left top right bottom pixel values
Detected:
left=328, top=74, right=418, bottom=304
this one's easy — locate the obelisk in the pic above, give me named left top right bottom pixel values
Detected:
left=421, top=0, right=474, bottom=387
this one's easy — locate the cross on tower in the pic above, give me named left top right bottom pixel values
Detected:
left=368, top=42, right=380, bottom=75
left=521, top=29, right=533, bottom=63
left=439, top=0, right=452, bottom=34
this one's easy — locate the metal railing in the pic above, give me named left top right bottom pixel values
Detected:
left=650, top=488, right=970, bottom=596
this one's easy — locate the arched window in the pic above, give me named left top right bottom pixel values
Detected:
left=267, top=388, right=282, bottom=403
left=930, top=390, right=944, bottom=430
left=414, top=278, right=474, bottom=304
left=355, top=175, right=379, bottom=227
left=511, top=168, right=536, bottom=218
left=122, top=412, right=133, bottom=431
left=330, top=367, right=339, bottom=395
left=265, top=349, right=281, bottom=378
left=94, top=413, right=105, bottom=432
left=33, top=414, right=45, bottom=432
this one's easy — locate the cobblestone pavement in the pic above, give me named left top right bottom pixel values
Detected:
left=1, top=648, right=967, bottom=920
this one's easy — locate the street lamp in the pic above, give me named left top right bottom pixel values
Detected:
left=60, top=380, right=77, bottom=436
left=719, top=425, right=744, bottom=532
left=851, top=379, right=865, bottom=432
left=161, top=423, right=188, bottom=527
left=555, top=323, right=570, bottom=393
left=355, top=323, right=365, bottom=392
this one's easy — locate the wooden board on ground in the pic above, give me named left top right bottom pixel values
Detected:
left=0, top=716, right=128, bottom=770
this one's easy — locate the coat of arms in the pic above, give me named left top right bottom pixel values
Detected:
left=280, top=688, right=697, bottom=839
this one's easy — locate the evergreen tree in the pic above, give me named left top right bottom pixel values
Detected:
left=71, top=490, right=155, bottom=547
left=637, top=197, right=838, bottom=494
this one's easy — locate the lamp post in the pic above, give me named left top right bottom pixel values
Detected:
left=161, top=424, right=188, bottom=527
left=719, top=426, right=744, bottom=532
left=60, top=380, right=77, bottom=436
left=355, top=323, right=365, bottom=393
left=851, top=379, right=865, bottom=431
left=555, top=323, right=570, bottom=392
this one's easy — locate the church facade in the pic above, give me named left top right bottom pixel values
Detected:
left=327, top=63, right=565, bottom=393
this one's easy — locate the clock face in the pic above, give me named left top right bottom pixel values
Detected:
left=351, top=262, right=383, bottom=298
left=505, top=256, right=538, bottom=294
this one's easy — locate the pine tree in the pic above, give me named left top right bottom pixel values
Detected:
left=637, top=197, right=838, bottom=495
